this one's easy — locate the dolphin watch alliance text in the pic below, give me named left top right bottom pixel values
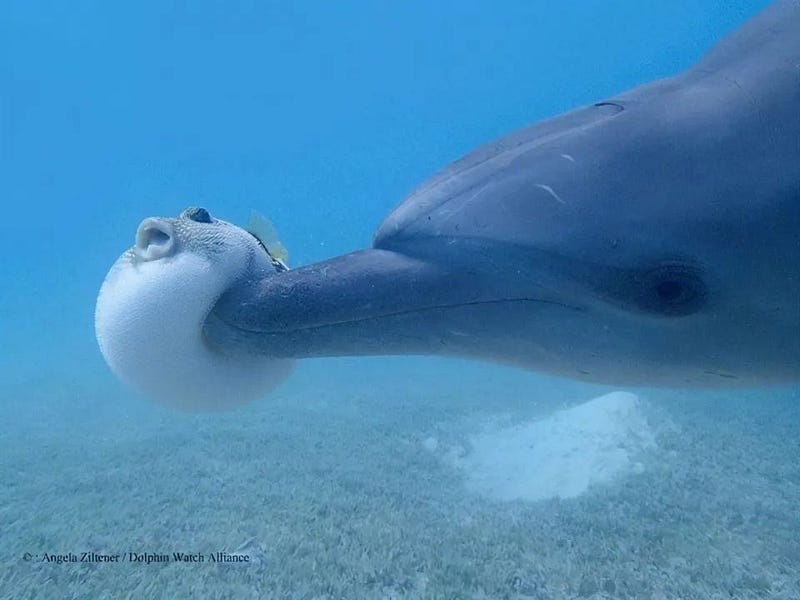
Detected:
left=29, top=551, right=252, bottom=564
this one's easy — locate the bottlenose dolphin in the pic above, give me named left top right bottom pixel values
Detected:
left=98, top=1, right=799, bottom=408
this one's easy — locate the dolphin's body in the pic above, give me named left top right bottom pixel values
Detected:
left=202, top=1, right=799, bottom=388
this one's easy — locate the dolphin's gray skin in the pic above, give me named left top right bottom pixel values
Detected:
left=207, top=0, right=800, bottom=387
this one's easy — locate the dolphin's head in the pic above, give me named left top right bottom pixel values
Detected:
left=373, top=85, right=799, bottom=386
left=508, top=100, right=798, bottom=387
left=188, top=2, right=800, bottom=389
left=95, top=207, right=294, bottom=410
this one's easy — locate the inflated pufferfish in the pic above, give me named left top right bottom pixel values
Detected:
left=95, top=207, right=293, bottom=411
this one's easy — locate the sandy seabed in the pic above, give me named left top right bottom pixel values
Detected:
left=1, top=359, right=799, bottom=600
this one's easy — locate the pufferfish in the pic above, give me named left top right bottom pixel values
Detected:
left=95, top=207, right=294, bottom=411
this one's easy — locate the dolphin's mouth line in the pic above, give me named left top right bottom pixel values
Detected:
left=215, top=296, right=585, bottom=336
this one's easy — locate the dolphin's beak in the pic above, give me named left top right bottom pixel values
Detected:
left=135, top=218, right=175, bottom=261
left=206, top=246, right=571, bottom=360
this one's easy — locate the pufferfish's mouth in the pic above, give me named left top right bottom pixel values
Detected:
left=134, top=218, right=175, bottom=262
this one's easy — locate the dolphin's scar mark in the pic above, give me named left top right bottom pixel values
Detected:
left=535, top=183, right=566, bottom=204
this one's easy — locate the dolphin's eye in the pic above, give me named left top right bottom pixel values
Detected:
left=655, top=279, right=684, bottom=302
left=181, top=207, right=213, bottom=223
left=641, top=263, right=707, bottom=316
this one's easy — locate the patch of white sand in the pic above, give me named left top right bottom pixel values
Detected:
left=443, top=391, right=655, bottom=501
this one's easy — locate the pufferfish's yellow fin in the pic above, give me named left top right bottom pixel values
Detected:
left=247, top=211, right=289, bottom=263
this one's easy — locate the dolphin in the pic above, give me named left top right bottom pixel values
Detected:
left=98, top=1, right=799, bottom=408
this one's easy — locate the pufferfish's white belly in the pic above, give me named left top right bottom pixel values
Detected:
left=95, top=251, right=293, bottom=411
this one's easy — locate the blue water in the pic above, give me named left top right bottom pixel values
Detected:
left=3, top=1, right=798, bottom=598
left=0, top=0, right=770, bottom=383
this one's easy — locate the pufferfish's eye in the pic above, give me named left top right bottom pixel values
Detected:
left=181, top=207, right=214, bottom=223
left=639, top=262, right=707, bottom=316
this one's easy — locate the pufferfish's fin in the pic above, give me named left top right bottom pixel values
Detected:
left=247, top=211, right=289, bottom=269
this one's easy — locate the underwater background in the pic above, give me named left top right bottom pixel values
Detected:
left=2, top=0, right=799, bottom=598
